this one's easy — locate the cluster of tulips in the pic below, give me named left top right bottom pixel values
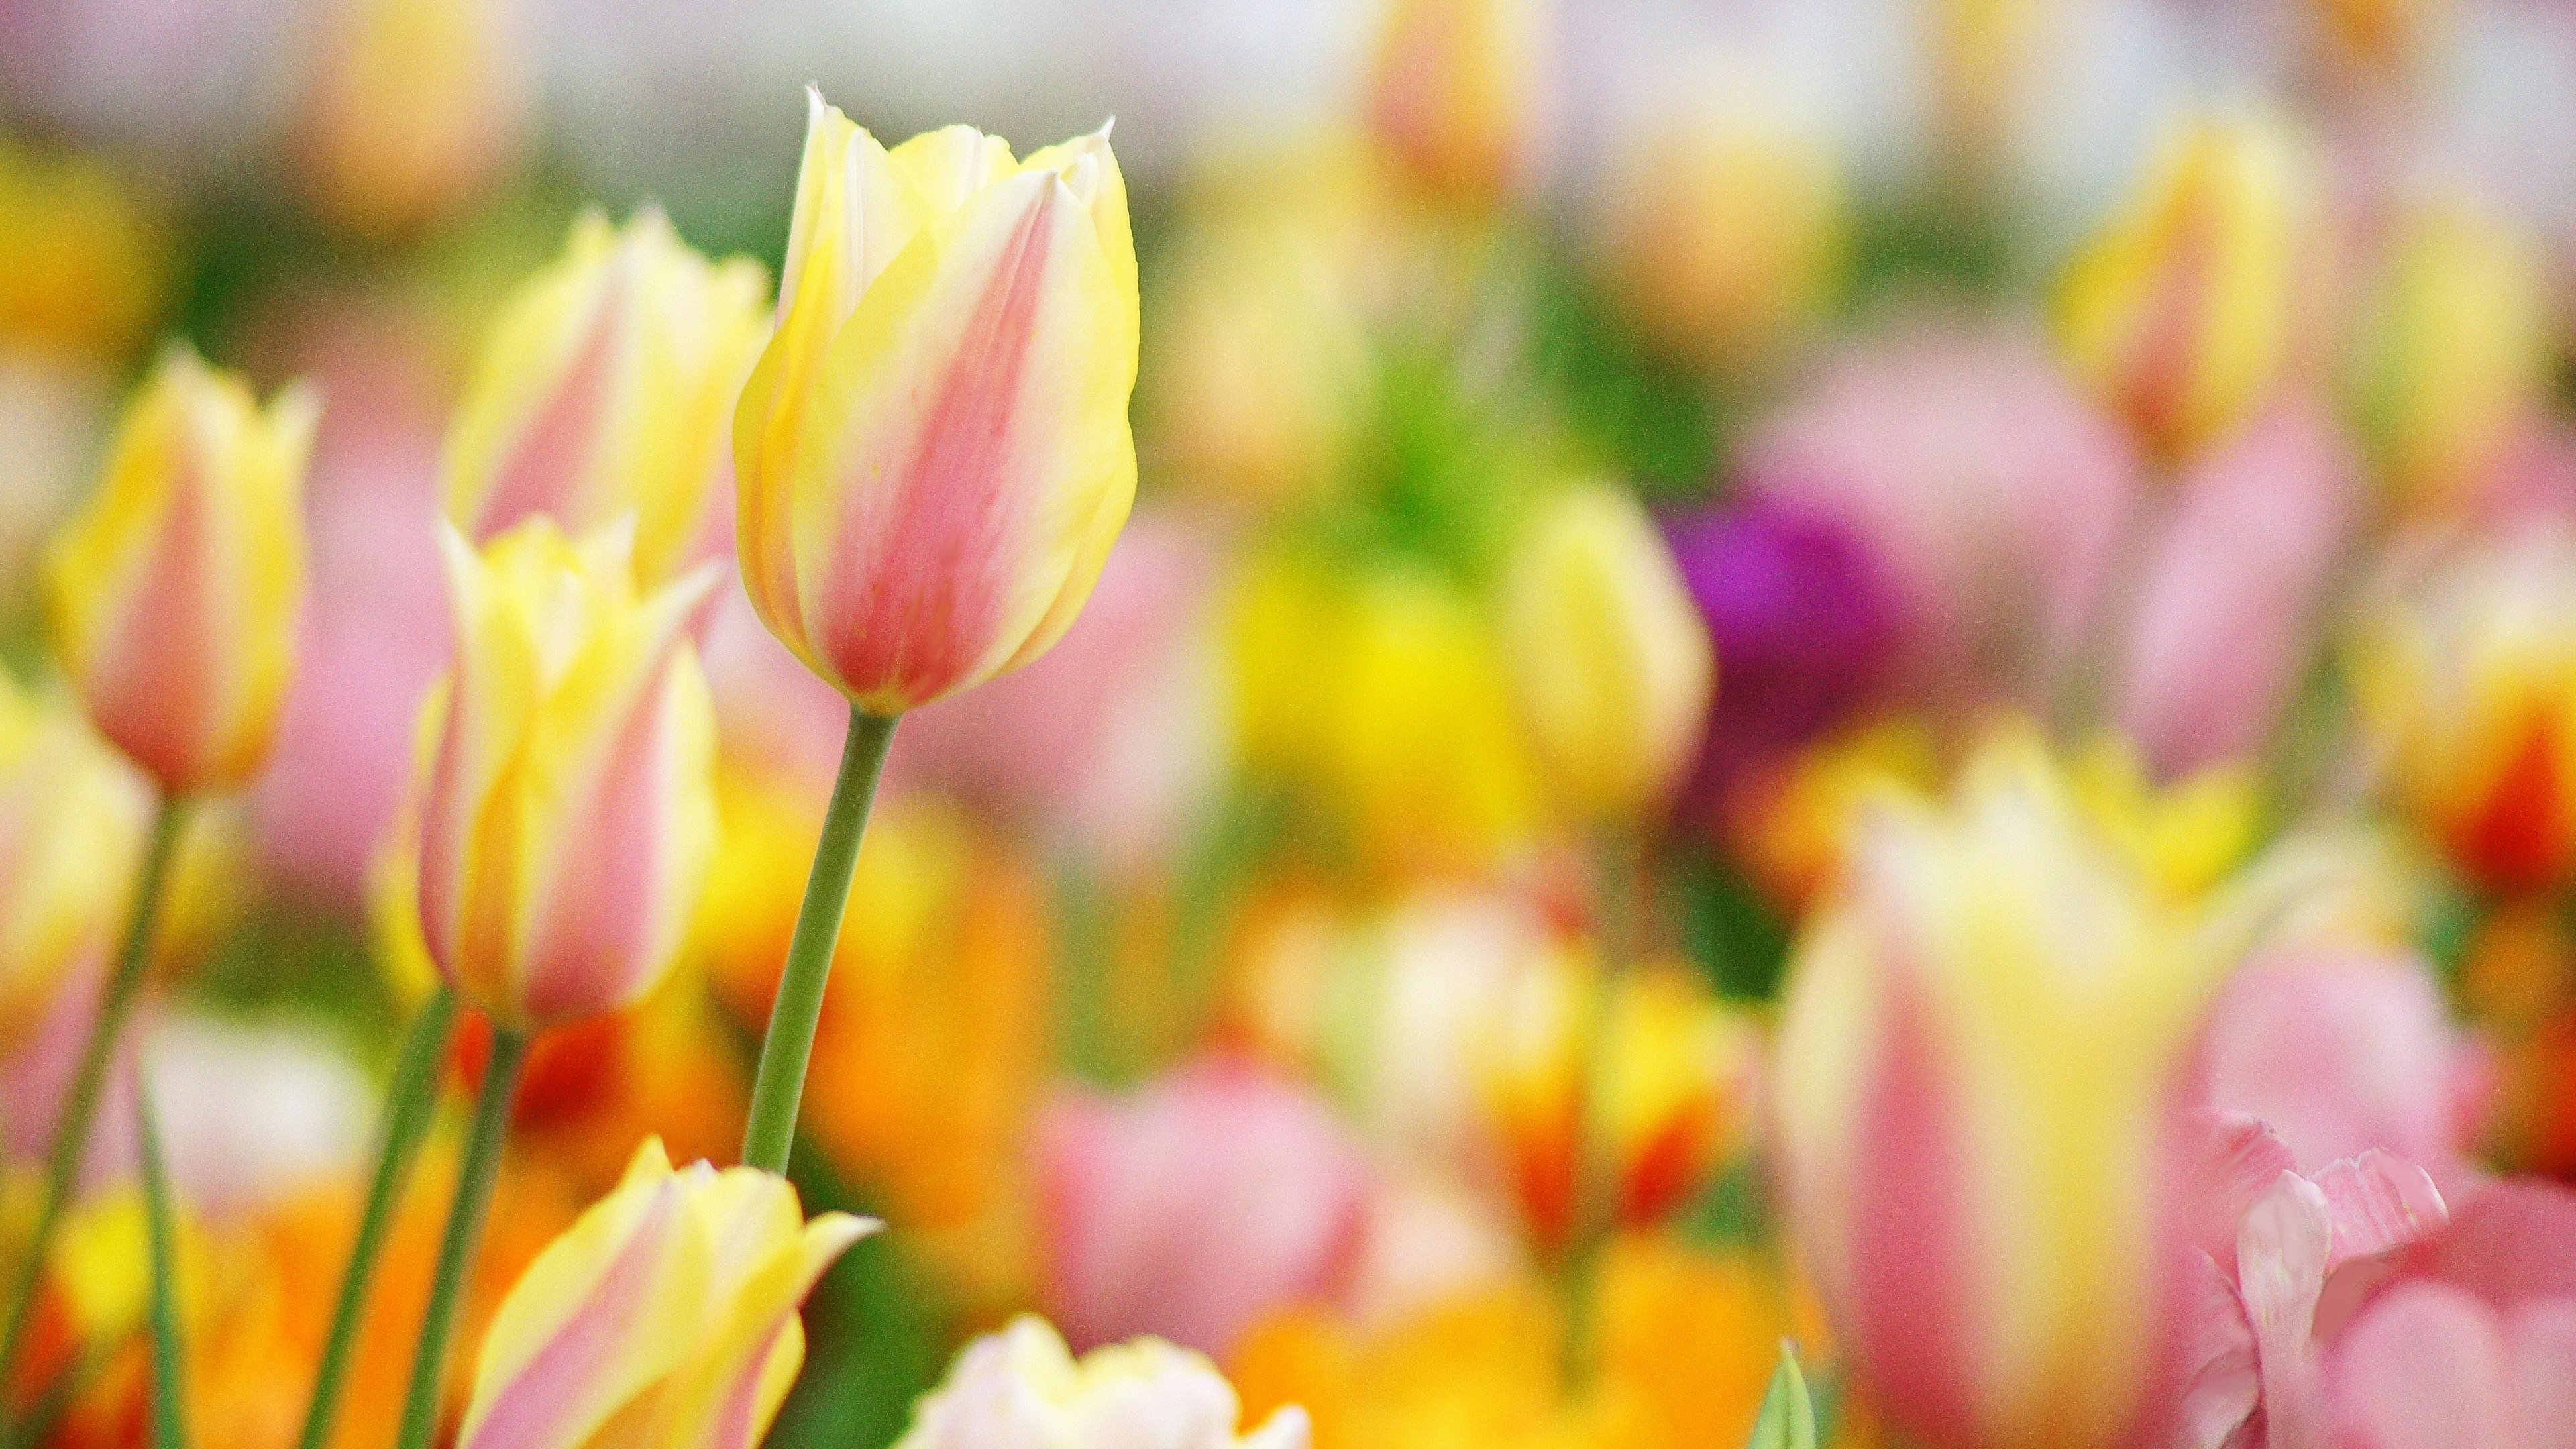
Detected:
left=5, top=0, right=2576, bottom=1447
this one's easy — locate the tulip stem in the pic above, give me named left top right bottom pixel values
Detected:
left=295, top=987, right=458, bottom=1449
left=140, top=1075, right=186, bottom=1449
left=392, top=1024, right=527, bottom=1449
left=0, top=795, right=189, bottom=1413
left=740, top=706, right=899, bottom=1174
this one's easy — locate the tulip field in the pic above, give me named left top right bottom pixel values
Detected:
left=3, top=0, right=2576, bottom=1446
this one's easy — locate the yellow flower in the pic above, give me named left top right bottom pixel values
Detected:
left=0, top=673, right=150, bottom=1051
left=2056, top=111, right=2310, bottom=460
left=444, top=209, right=770, bottom=585
left=734, top=91, right=1138, bottom=715
left=297, top=0, right=530, bottom=239
left=1499, top=484, right=1714, bottom=820
left=456, top=1138, right=874, bottom=1449
left=0, top=137, right=172, bottom=362
left=898, top=1316, right=1307, bottom=1449
left=407, top=518, right=719, bottom=1031
left=44, top=343, right=315, bottom=794
left=1365, top=0, right=1549, bottom=202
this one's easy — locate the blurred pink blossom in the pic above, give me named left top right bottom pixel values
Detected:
left=1036, top=1055, right=1373, bottom=1357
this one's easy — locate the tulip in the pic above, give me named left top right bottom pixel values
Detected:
left=1364, top=0, right=1549, bottom=202
left=407, top=517, right=720, bottom=1032
left=1498, top=483, right=1715, bottom=822
left=2055, top=112, right=2310, bottom=461
left=896, top=1314, right=1309, bottom=1449
left=444, top=209, right=770, bottom=586
left=1774, top=730, right=2276, bottom=1448
left=733, top=91, right=1138, bottom=717
left=0, top=136, right=174, bottom=364
left=455, top=1137, right=875, bottom=1449
left=0, top=674, right=151, bottom=1057
left=44, top=343, right=316, bottom=795
left=2349, top=522, right=2576, bottom=896
left=297, top=0, right=531, bottom=239
left=1036, top=1057, right=1373, bottom=1356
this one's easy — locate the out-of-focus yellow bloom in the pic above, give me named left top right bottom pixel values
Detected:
left=299, top=0, right=530, bottom=239
left=2349, top=197, right=2551, bottom=513
left=734, top=92, right=1138, bottom=715
left=1365, top=0, right=1549, bottom=203
left=0, top=673, right=149, bottom=1051
left=1774, top=730, right=2269, bottom=1447
left=407, top=519, right=720, bottom=1031
left=1597, top=108, right=1847, bottom=368
left=456, top=1138, right=875, bottom=1449
left=898, top=1316, right=1308, bottom=1449
left=445, top=209, right=769, bottom=584
left=2351, top=525, right=2576, bottom=896
left=2063, top=735, right=2261, bottom=900
left=1500, top=484, right=1714, bottom=821
left=0, top=138, right=172, bottom=361
left=1723, top=720, right=1940, bottom=910
left=44, top=344, right=315, bottom=794
left=1925, top=0, right=2052, bottom=164
left=2056, top=113, right=2310, bottom=461
left=2310, top=0, right=2451, bottom=74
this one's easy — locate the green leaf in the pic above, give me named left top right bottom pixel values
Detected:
left=1745, top=1342, right=1817, bottom=1449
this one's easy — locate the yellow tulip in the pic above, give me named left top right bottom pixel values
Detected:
left=0, top=674, right=150, bottom=1052
left=445, top=209, right=770, bottom=585
left=407, top=517, right=720, bottom=1030
left=733, top=91, right=1138, bottom=716
left=897, top=1316, right=1308, bottom=1449
left=298, top=0, right=530, bottom=239
left=456, top=1137, right=875, bottom=1449
left=44, top=343, right=315, bottom=794
left=1499, top=484, right=1714, bottom=821
left=1364, top=0, right=1549, bottom=202
left=0, top=136, right=173, bottom=362
left=2056, top=112, right=2310, bottom=461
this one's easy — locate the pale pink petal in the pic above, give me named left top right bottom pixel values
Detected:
left=2326, top=1281, right=2516, bottom=1449
left=2312, top=1152, right=2447, bottom=1275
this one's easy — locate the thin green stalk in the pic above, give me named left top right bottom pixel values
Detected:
left=294, top=988, right=457, bottom=1449
left=0, top=796, right=189, bottom=1407
left=740, top=708, right=898, bottom=1173
left=138, top=1077, right=184, bottom=1449
left=392, top=1026, right=526, bottom=1449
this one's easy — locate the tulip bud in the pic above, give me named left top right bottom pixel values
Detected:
left=456, top=1136, right=874, bottom=1449
left=0, top=137, right=174, bottom=363
left=734, top=92, right=1139, bottom=716
left=44, top=343, right=315, bottom=794
left=0, top=675, right=151, bottom=1054
left=409, top=517, right=720, bottom=1031
left=2056, top=113, right=2310, bottom=461
left=1500, top=484, right=1715, bottom=821
left=1364, top=0, right=1550, bottom=202
left=896, top=1316, right=1309, bottom=1449
left=445, top=209, right=769, bottom=585
left=1774, top=731, right=2257, bottom=1447
left=298, top=0, right=531, bottom=240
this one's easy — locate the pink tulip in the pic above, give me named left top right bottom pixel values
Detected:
left=2114, top=398, right=2361, bottom=778
left=1036, top=1055, right=1372, bottom=1357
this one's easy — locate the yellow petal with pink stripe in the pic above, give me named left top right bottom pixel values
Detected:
left=735, top=93, right=1138, bottom=716
left=460, top=1137, right=877, bottom=1449
left=409, top=517, right=720, bottom=1030
left=44, top=343, right=315, bottom=793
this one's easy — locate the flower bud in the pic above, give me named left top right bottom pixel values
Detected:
left=297, top=0, right=531, bottom=239
left=408, top=517, right=720, bottom=1030
left=44, top=343, right=315, bottom=794
left=734, top=92, right=1138, bottom=715
left=1364, top=0, right=1550, bottom=202
left=896, top=1316, right=1309, bottom=1449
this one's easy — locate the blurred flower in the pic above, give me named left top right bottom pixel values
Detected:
left=407, top=519, right=719, bottom=1031
left=443, top=208, right=769, bottom=586
left=1596, top=105, right=1847, bottom=369
left=297, top=0, right=531, bottom=239
left=2113, top=396, right=2360, bottom=777
left=896, top=1314, right=1309, bottom=1449
left=1739, top=321, right=2137, bottom=707
left=2055, top=112, right=2311, bottom=462
left=1037, top=1056, right=1373, bottom=1357
left=2351, top=521, right=2576, bottom=896
left=0, top=352, right=113, bottom=616
left=455, top=1137, right=875, bottom=1449
left=0, top=136, right=172, bottom=363
left=1723, top=720, right=1939, bottom=910
left=734, top=93, right=1139, bottom=714
left=45, top=343, right=316, bottom=794
left=1364, top=0, right=1549, bottom=202
left=0, top=672, right=149, bottom=1056
left=1774, top=730, right=2269, bottom=1448
left=144, top=1012, right=373, bottom=1221
left=2309, top=0, right=2453, bottom=76
left=1924, top=0, right=2055, bottom=167
left=2349, top=196, right=2553, bottom=517
left=1499, top=483, right=1713, bottom=822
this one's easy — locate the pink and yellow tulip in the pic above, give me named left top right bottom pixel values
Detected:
left=733, top=92, right=1138, bottom=715
left=44, top=343, right=315, bottom=794
left=0, top=674, right=150, bottom=1055
left=897, top=1315, right=1309, bottom=1449
left=1364, top=0, right=1549, bottom=203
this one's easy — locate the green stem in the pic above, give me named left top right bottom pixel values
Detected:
left=0, top=796, right=189, bottom=1409
left=294, top=989, right=457, bottom=1449
left=739, top=708, right=898, bottom=1173
left=391, top=1026, right=526, bottom=1449
left=138, top=1076, right=184, bottom=1449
